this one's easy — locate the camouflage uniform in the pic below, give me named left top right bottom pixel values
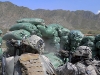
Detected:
left=2, top=35, right=57, bottom=75
left=56, top=46, right=100, bottom=75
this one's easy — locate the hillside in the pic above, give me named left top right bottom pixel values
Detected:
left=0, top=1, right=100, bottom=34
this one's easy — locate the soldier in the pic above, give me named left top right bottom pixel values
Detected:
left=56, top=46, right=100, bottom=75
left=1, top=35, right=57, bottom=75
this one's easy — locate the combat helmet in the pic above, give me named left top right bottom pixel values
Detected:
left=73, top=46, right=92, bottom=59
left=22, top=35, right=45, bottom=54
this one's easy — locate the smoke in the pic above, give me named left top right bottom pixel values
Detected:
left=43, top=38, right=59, bottom=53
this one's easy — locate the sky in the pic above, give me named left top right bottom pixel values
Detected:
left=0, top=0, right=100, bottom=14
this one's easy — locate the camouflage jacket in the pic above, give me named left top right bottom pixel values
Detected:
left=56, top=61, right=100, bottom=75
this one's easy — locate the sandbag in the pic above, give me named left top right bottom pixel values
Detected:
left=52, top=29, right=58, bottom=37
left=3, top=29, right=31, bottom=40
left=58, top=28, right=70, bottom=37
left=96, top=41, right=100, bottom=49
left=36, top=30, right=42, bottom=37
left=44, top=52, right=64, bottom=69
left=47, top=24, right=63, bottom=30
left=45, top=26, right=58, bottom=37
left=47, top=24, right=62, bottom=36
left=60, top=36, right=69, bottom=44
left=17, top=18, right=45, bottom=25
left=82, top=41, right=95, bottom=51
left=70, top=40, right=81, bottom=47
left=37, top=25, right=58, bottom=38
left=81, top=36, right=95, bottom=44
left=37, top=25, right=47, bottom=36
left=9, top=23, right=38, bottom=34
left=95, top=34, right=100, bottom=41
left=69, top=40, right=82, bottom=51
left=82, top=41, right=94, bottom=47
left=68, top=30, right=84, bottom=41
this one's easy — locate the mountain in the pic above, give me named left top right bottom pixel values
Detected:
left=0, top=1, right=100, bottom=33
